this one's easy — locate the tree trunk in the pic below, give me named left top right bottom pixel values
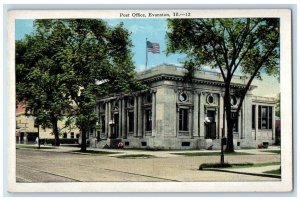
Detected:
left=224, top=83, right=235, bottom=153
left=80, top=128, right=87, bottom=152
left=51, top=116, right=60, bottom=146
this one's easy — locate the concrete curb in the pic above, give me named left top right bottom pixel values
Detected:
left=202, top=168, right=281, bottom=179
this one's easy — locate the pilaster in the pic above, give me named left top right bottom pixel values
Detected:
left=255, top=104, right=258, bottom=140
left=137, top=95, right=143, bottom=137
left=151, top=91, right=156, bottom=136
left=193, top=91, right=199, bottom=137
left=121, top=98, right=127, bottom=139
left=108, top=101, right=112, bottom=138
left=134, top=96, right=138, bottom=137
left=118, top=100, right=122, bottom=138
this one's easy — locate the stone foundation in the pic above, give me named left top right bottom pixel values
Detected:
left=90, top=137, right=257, bottom=150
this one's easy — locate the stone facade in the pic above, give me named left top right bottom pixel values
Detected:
left=91, top=64, right=276, bottom=150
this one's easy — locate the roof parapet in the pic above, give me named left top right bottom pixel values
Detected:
left=138, top=64, right=252, bottom=86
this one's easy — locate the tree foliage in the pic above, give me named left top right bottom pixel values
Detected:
left=166, top=18, right=279, bottom=152
left=16, top=23, right=73, bottom=146
left=16, top=19, right=143, bottom=151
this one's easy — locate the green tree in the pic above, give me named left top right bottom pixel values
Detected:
left=16, top=19, right=143, bottom=151
left=166, top=18, right=279, bottom=152
left=16, top=22, right=73, bottom=146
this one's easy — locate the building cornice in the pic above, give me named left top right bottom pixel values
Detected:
left=140, top=74, right=249, bottom=89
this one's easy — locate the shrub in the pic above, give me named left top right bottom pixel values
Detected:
left=40, top=138, right=78, bottom=145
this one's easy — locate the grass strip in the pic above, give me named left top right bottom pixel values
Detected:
left=199, top=162, right=280, bottom=170
left=260, top=150, right=281, bottom=154
left=115, top=154, right=155, bottom=159
left=16, top=145, right=56, bottom=149
left=71, top=150, right=119, bottom=155
left=263, top=168, right=281, bottom=175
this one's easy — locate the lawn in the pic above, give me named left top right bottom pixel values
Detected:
left=260, top=150, right=281, bottom=154
left=263, top=168, right=281, bottom=175
left=71, top=150, right=120, bottom=155
left=172, top=151, right=254, bottom=156
left=199, top=162, right=281, bottom=170
left=16, top=145, right=56, bottom=149
left=115, top=154, right=155, bottom=159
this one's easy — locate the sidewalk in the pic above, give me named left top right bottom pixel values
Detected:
left=16, top=144, right=280, bottom=158
left=204, top=165, right=281, bottom=179
left=17, top=144, right=281, bottom=179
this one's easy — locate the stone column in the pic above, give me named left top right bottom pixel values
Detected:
left=255, top=104, right=258, bottom=140
left=272, top=106, right=275, bottom=140
left=134, top=96, right=138, bottom=137
left=105, top=102, right=109, bottom=137
left=189, top=105, right=193, bottom=138
left=199, top=92, right=205, bottom=139
left=138, top=95, right=143, bottom=137
left=193, top=92, right=199, bottom=137
left=219, top=93, right=224, bottom=138
left=241, top=99, right=247, bottom=140
left=118, top=100, right=122, bottom=138
left=121, top=99, right=127, bottom=139
left=151, top=92, right=156, bottom=136
left=108, top=101, right=112, bottom=138
left=240, top=108, right=243, bottom=139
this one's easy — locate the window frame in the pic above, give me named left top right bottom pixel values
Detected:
left=179, top=108, right=189, bottom=132
left=145, top=108, right=152, bottom=132
left=252, top=105, right=256, bottom=129
left=258, top=105, right=273, bottom=130
left=127, top=110, right=134, bottom=133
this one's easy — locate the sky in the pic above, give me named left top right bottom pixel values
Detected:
left=15, top=19, right=280, bottom=98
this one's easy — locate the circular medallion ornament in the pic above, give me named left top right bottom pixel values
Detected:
left=207, top=95, right=214, bottom=104
left=179, top=93, right=188, bottom=102
left=230, top=95, right=238, bottom=106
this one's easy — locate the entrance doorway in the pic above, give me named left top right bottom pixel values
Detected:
left=112, top=113, right=119, bottom=139
left=205, top=110, right=216, bottom=139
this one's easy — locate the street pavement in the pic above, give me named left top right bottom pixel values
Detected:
left=16, top=145, right=281, bottom=182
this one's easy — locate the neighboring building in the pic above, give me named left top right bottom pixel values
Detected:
left=16, top=102, right=80, bottom=144
left=91, top=64, right=276, bottom=150
left=251, top=96, right=276, bottom=145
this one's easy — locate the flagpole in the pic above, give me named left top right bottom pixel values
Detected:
left=146, top=38, right=148, bottom=70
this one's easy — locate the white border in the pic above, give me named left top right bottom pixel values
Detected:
left=7, top=9, right=292, bottom=192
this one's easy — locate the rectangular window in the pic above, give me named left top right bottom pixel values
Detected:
left=258, top=106, right=273, bottom=129
left=252, top=105, right=256, bottom=129
left=101, top=115, right=105, bottom=133
left=179, top=108, right=189, bottom=131
left=145, top=109, right=152, bottom=131
left=128, top=111, right=134, bottom=132
left=97, top=131, right=100, bottom=140
left=232, top=112, right=238, bottom=132
left=269, top=106, right=273, bottom=129
left=70, top=132, right=74, bottom=139
left=261, top=106, right=267, bottom=129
